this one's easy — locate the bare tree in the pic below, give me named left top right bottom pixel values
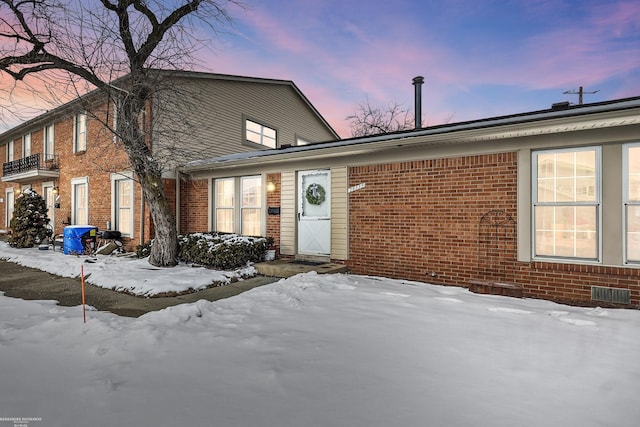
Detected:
left=0, top=0, right=241, bottom=267
left=346, top=98, right=415, bottom=137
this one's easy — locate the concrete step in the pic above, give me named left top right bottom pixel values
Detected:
left=254, top=260, right=348, bottom=278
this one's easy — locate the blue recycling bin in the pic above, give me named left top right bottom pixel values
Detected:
left=63, top=225, right=97, bottom=255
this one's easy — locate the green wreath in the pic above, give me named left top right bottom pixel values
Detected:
left=305, top=183, right=326, bottom=205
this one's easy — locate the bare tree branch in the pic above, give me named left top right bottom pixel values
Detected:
left=0, top=0, right=244, bottom=266
left=346, top=98, right=415, bottom=137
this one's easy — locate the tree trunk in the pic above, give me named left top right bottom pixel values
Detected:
left=140, top=171, right=178, bottom=267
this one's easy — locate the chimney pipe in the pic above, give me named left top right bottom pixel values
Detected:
left=412, top=76, right=424, bottom=129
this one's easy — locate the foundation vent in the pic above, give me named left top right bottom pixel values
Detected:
left=591, top=286, right=630, bottom=304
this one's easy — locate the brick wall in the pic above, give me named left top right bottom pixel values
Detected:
left=266, top=173, right=281, bottom=247
left=179, top=178, right=209, bottom=233
left=346, top=153, right=640, bottom=307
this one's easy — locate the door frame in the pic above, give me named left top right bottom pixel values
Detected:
left=297, top=169, right=331, bottom=257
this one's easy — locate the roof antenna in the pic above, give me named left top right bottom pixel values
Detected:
left=563, top=86, right=599, bottom=105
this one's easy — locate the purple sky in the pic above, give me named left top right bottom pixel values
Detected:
left=207, top=0, right=640, bottom=137
left=2, top=0, right=639, bottom=138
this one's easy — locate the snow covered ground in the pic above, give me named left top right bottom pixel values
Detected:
left=1, top=243, right=639, bottom=427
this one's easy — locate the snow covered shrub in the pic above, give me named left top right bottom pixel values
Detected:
left=8, top=189, right=52, bottom=248
left=135, top=240, right=153, bottom=258
left=178, top=232, right=273, bottom=270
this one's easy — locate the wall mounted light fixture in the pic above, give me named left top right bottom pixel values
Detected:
left=266, top=181, right=276, bottom=192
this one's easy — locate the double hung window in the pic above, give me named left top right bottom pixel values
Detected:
left=532, top=147, right=600, bottom=260
left=625, top=144, right=640, bottom=263
left=112, top=174, right=134, bottom=236
left=44, top=124, right=55, bottom=161
left=74, top=112, right=87, bottom=152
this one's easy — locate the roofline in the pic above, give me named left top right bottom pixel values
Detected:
left=182, top=95, right=640, bottom=171
left=1, top=68, right=340, bottom=141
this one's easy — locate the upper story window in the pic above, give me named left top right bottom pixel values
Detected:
left=73, top=112, right=87, bottom=153
left=532, top=147, right=600, bottom=261
left=6, top=140, right=14, bottom=162
left=245, top=119, right=276, bottom=149
left=44, top=124, right=55, bottom=161
left=22, top=133, right=31, bottom=158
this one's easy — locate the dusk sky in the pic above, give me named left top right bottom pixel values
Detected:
left=2, top=0, right=640, bottom=137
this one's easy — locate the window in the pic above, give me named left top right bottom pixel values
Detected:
left=22, top=133, right=31, bottom=158
left=296, top=137, right=310, bottom=146
left=532, top=147, right=600, bottom=260
left=214, top=176, right=263, bottom=235
left=215, top=178, right=235, bottom=233
left=74, top=112, right=87, bottom=152
left=245, top=119, right=276, bottom=148
left=6, top=140, right=14, bottom=162
left=241, top=176, right=262, bottom=236
left=5, top=189, right=15, bottom=228
left=112, top=174, right=134, bottom=236
left=625, top=144, right=640, bottom=263
left=71, top=177, right=88, bottom=224
left=44, top=124, right=55, bottom=161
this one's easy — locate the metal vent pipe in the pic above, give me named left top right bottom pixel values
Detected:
left=412, top=76, right=424, bottom=129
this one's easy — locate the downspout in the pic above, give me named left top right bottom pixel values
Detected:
left=412, top=76, right=424, bottom=129
left=139, top=187, right=145, bottom=246
left=175, top=170, right=181, bottom=235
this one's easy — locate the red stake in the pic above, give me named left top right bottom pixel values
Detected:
left=81, top=265, right=86, bottom=323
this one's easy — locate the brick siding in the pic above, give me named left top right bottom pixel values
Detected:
left=346, top=153, right=639, bottom=307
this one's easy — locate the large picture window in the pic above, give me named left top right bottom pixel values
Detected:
left=214, top=176, right=263, bottom=235
left=625, top=144, right=640, bottom=263
left=532, top=147, right=600, bottom=260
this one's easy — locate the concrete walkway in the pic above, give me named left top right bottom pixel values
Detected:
left=0, top=260, right=277, bottom=318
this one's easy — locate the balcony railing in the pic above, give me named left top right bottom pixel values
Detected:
left=2, top=153, right=59, bottom=177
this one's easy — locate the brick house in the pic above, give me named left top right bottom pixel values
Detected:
left=0, top=70, right=338, bottom=249
left=181, top=96, right=640, bottom=307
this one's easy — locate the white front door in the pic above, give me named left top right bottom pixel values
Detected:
left=298, top=169, right=331, bottom=256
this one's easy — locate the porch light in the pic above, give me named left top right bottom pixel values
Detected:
left=266, top=181, right=276, bottom=192
left=52, top=186, right=59, bottom=195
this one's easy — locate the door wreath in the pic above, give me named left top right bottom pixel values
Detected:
left=305, top=183, right=326, bottom=205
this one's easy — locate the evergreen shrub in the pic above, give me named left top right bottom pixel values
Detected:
left=8, top=189, right=52, bottom=248
left=178, top=232, right=273, bottom=270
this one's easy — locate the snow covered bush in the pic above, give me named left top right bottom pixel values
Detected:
left=8, top=189, right=52, bottom=248
left=178, top=232, right=273, bottom=270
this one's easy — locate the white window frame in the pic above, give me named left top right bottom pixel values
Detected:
left=623, top=143, right=640, bottom=264
left=22, top=133, right=31, bottom=158
left=213, top=175, right=264, bottom=236
left=531, top=146, right=601, bottom=262
left=73, top=112, right=87, bottom=153
left=71, top=177, right=89, bottom=225
left=241, top=176, right=263, bottom=237
left=6, top=140, right=14, bottom=162
left=5, top=188, right=15, bottom=228
left=245, top=118, right=277, bottom=149
left=110, top=172, right=134, bottom=237
left=44, top=124, right=55, bottom=161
